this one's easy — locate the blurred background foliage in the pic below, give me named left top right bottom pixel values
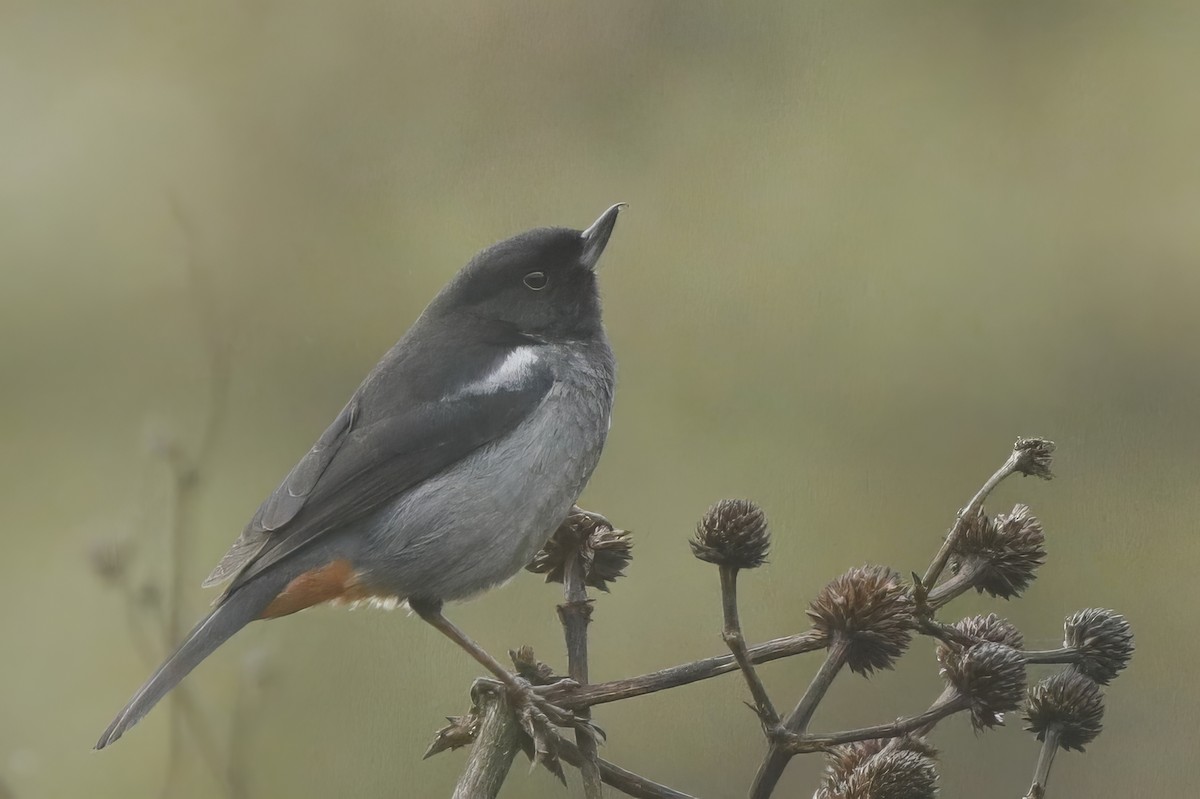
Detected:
left=1, top=1, right=1197, bottom=797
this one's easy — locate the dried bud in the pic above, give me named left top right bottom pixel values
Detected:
left=1024, top=670, right=1105, bottom=751
left=86, top=537, right=133, bottom=586
left=689, top=499, right=770, bottom=570
left=509, top=645, right=557, bottom=686
left=423, top=712, right=480, bottom=759
left=940, top=642, right=1027, bottom=730
left=527, top=508, right=632, bottom=592
left=823, top=748, right=939, bottom=799
left=937, top=614, right=1024, bottom=667
left=820, top=736, right=937, bottom=796
left=949, top=504, right=1046, bottom=599
left=1013, top=436, right=1055, bottom=479
left=808, top=565, right=915, bottom=675
left=1063, top=608, right=1134, bottom=685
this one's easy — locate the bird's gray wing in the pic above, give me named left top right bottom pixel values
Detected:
left=202, top=399, right=358, bottom=587
left=203, top=365, right=553, bottom=590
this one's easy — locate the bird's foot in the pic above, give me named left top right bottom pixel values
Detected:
left=471, top=675, right=601, bottom=782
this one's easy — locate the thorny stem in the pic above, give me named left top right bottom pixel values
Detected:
left=543, top=630, right=825, bottom=709
left=749, top=636, right=852, bottom=799
left=1022, top=648, right=1078, bottom=665
left=926, top=557, right=988, bottom=608
left=915, top=616, right=980, bottom=647
left=904, top=686, right=959, bottom=740
left=787, top=636, right=852, bottom=734
left=914, top=616, right=1081, bottom=667
left=922, top=449, right=1022, bottom=590
left=1023, top=726, right=1062, bottom=799
left=719, top=565, right=780, bottom=728
left=788, top=690, right=972, bottom=754
left=451, top=689, right=521, bottom=799
left=561, top=546, right=603, bottom=798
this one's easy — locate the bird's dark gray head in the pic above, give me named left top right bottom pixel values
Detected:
left=432, top=204, right=624, bottom=342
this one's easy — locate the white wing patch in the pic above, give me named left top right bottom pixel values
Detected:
left=450, top=346, right=541, bottom=398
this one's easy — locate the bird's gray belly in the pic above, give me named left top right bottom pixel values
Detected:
left=355, top=382, right=608, bottom=601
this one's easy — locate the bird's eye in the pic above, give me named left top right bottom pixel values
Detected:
left=523, top=271, right=548, bottom=291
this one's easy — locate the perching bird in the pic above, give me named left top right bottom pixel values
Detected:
left=96, top=204, right=624, bottom=749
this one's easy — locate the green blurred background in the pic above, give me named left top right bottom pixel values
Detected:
left=2, top=2, right=1197, bottom=797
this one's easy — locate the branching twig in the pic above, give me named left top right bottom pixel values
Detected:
left=922, top=451, right=1021, bottom=591
left=749, top=637, right=851, bottom=799
left=544, top=630, right=825, bottom=709
left=435, top=436, right=1124, bottom=799
left=922, top=438, right=1053, bottom=591
left=1023, top=726, right=1061, bottom=799
left=561, top=545, right=603, bottom=798
left=786, top=690, right=972, bottom=754
left=719, top=565, right=779, bottom=728
left=1022, top=648, right=1078, bottom=665
left=451, top=689, right=521, bottom=799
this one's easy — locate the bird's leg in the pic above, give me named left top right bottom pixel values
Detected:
left=410, top=598, right=524, bottom=687
left=410, top=597, right=592, bottom=779
left=411, top=598, right=580, bottom=712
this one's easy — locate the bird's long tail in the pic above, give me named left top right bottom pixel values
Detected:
left=95, top=570, right=289, bottom=749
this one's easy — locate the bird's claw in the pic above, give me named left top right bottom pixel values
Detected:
left=532, top=677, right=579, bottom=696
left=506, top=676, right=604, bottom=780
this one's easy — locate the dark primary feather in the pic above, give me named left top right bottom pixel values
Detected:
left=206, top=352, right=554, bottom=591
left=203, top=401, right=358, bottom=586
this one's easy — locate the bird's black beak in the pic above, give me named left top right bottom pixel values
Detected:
left=580, top=203, right=626, bottom=271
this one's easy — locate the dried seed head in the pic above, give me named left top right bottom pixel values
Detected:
left=689, top=499, right=770, bottom=570
left=937, top=614, right=1024, bottom=667
left=822, top=748, right=939, bottom=799
left=949, top=504, right=1046, bottom=599
left=1013, top=436, right=1055, bottom=479
left=940, top=642, right=1028, bottom=730
left=1024, top=670, right=1105, bottom=751
left=527, top=508, right=632, bottom=592
left=1063, top=608, right=1134, bottom=685
left=808, top=565, right=915, bottom=675
left=509, top=645, right=557, bottom=686
left=86, top=537, right=134, bottom=586
left=820, top=736, right=937, bottom=795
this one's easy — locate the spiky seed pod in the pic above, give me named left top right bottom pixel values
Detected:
left=807, top=565, right=915, bottom=675
left=824, top=749, right=939, bottom=799
left=1064, top=608, right=1134, bottom=685
left=1013, top=436, right=1055, bottom=479
left=1024, top=670, right=1105, bottom=752
left=937, top=613, right=1024, bottom=668
left=956, top=613, right=1025, bottom=648
left=689, top=499, right=770, bottom=570
left=819, top=737, right=938, bottom=797
left=949, top=504, right=1046, bottom=599
left=526, top=508, right=632, bottom=592
left=509, top=645, right=557, bottom=686
left=940, top=641, right=1028, bottom=730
